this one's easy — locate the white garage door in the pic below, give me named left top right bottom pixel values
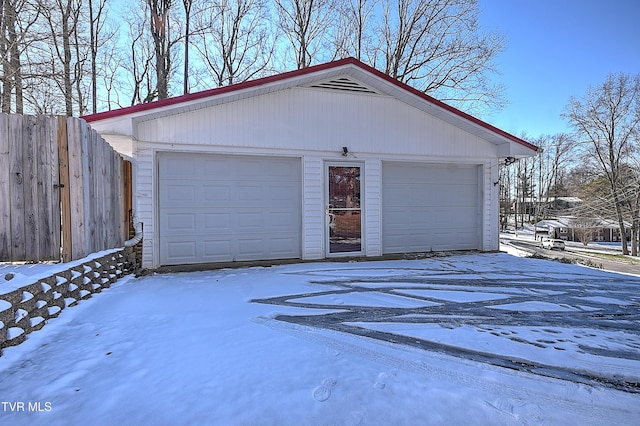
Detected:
left=382, top=162, right=481, bottom=253
left=158, top=153, right=301, bottom=265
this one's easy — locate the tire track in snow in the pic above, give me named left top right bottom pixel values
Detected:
left=253, top=315, right=635, bottom=425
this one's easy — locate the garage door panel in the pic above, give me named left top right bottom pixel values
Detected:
left=165, top=241, right=197, bottom=260
left=237, top=238, right=264, bottom=257
left=202, top=185, right=232, bottom=203
left=237, top=185, right=265, bottom=202
left=164, top=184, right=196, bottom=203
left=382, top=162, right=480, bottom=254
left=165, top=213, right=197, bottom=232
left=159, top=153, right=301, bottom=265
left=270, top=210, right=298, bottom=227
left=203, top=213, right=231, bottom=229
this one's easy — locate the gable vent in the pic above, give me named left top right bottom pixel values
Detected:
left=308, top=77, right=378, bottom=94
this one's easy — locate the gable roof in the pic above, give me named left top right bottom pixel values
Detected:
left=82, top=57, right=537, bottom=154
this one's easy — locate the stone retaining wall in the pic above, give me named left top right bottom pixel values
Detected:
left=0, top=248, right=137, bottom=355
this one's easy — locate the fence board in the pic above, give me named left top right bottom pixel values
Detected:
left=8, top=114, right=25, bottom=260
left=1, top=114, right=129, bottom=262
left=105, top=138, right=115, bottom=247
left=67, top=117, right=85, bottom=260
left=22, top=116, right=39, bottom=261
left=82, top=120, right=94, bottom=254
left=93, top=129, right=104, bottom=252
left=123, top=159, right=132, bottom=242
left=0, top=114, right=10, bottom=260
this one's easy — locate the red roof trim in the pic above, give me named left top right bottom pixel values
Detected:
left=82, top=57, right=537, bottom=152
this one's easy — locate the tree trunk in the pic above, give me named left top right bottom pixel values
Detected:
left=631, top=220, right=638, bottom=257
left=182, top=0, right=191, bottom=94
left=148, top=0, right=171, bottom=100
left=60, top=1, right=74, bottom=116
left=612, top=191, right=629, bottom=255
left=1, top=0, right=14, bottom=112
left=89, top=0, right=97, bottom=113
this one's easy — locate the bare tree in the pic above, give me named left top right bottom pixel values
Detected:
left=533, top=133, right=575, bottom=217
left=88, top=0, right=112, bottom=113
left=564, top=73, right=640, bottom=255
left=146, top=0, right=177, bottom=100
left=38, top=0, right=86, bottom=116
left=98, top=41, right=123, bottom=109
left=195, top=0, right=276, bottom=86
left=1, top=0, right=19, bottom=112
left=273, top=0, right=335, bottom=69
left=618, top=162, right=640, bottom=256
left=122, top=2, right=156, bottom=104
left=571, top=217, right=597, bottom=246
left=1, top=0, right=41, bottom=113
left=372, top=0, right=505, bottom=113
left=332, top=0, right=378, bottom=61
left=514, top=156, right=536, bottom=228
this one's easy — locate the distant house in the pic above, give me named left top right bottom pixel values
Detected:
left=515, top=197, right=582, bottom=216
left=83, top=57, right=537, bottom=269
left=535, top=217, right=630, bottom=242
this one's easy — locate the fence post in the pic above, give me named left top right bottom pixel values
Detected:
left=58, top=116, right=72, bottom=262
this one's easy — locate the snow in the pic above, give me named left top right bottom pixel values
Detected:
left=0, top=252, right=639, bottom=425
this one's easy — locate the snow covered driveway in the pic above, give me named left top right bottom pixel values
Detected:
left=1, top=253, right=639, bottom=425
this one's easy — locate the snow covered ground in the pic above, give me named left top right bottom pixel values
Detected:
left=1, top=252, right=639, bottom=425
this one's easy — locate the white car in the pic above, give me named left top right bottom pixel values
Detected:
left=541, top=238, right=565, bottom=250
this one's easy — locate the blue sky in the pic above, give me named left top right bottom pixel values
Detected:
left=477, top=0, right=640, bottom=139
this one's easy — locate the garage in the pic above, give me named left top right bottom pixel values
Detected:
left=382, top=162, right=481, bottom=254
left=158, top=153, right=302, bottom=265
left=85, top=58, right=538, bottom=268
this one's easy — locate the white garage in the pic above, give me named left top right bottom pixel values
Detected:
left=382, top=162, right=481, bottom=253
left=158, top=153, right=301, bottom=265
left=84, top=57, right=538, bottom=269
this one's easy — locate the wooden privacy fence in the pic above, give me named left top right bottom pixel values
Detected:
left=0, top=114, right=131, bottom=263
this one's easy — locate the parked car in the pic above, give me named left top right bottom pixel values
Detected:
left=541, top=238, right=565, bottom=251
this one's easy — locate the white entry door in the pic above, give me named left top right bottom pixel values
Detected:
left=326, top=164, right=363, bottom=255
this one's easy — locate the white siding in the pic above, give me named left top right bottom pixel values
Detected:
left=135, top=143, right=155, bottom=268
left=364, top=159, right=382, bottom=256
left=484, top=159, right=499, bottom=251
left=302, top=156, right=324, bottom=259
left=136, top=88, right=497, bottom=159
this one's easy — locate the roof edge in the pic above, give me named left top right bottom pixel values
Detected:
left=82, top=57, right=538, bottom=153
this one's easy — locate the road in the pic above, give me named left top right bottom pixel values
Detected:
left=501, top=236, right=640, bottom=276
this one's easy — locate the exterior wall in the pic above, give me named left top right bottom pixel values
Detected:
left=131, top=88, right=501, bottom=268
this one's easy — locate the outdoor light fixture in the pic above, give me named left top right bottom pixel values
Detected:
left=504, top=156, right=517, bottom=166
left=342, top=146, right=349, bottom=156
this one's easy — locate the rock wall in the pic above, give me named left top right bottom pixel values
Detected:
left=0, top=248, right=137, bottom=355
